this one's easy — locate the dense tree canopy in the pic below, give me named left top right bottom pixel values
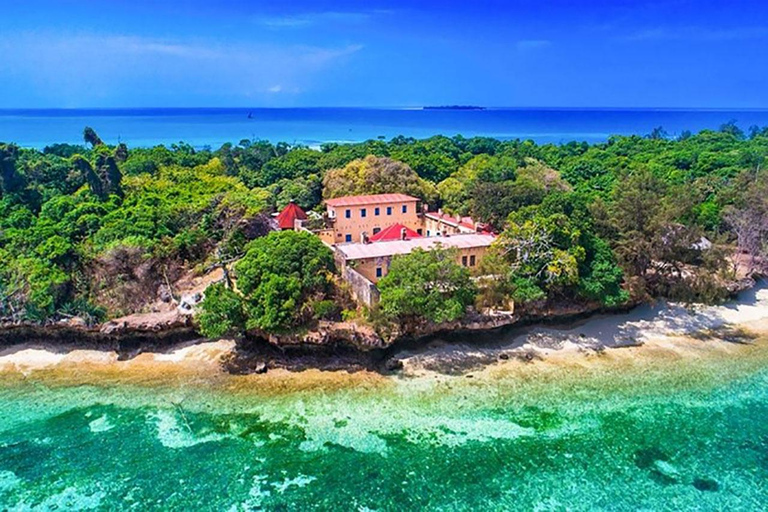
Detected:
left=377, top=247, right=476, bottom=326
left=323, top=155, right=437, bottom=204
left=198, top=230, right=335, bottom=335
left=2, top=123, right=767, bottom=327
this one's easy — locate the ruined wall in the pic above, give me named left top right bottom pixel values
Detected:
left=342, top=266, right=381, bottom=307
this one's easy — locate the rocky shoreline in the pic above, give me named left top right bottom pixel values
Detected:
left=0, top=298, right=631, bottom=374
left=0, top=277, right=760, bottom=375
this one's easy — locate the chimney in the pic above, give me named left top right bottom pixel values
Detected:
left=401, top=227, right=407, bottom=240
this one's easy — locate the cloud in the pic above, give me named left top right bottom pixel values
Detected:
left=0, top=32, right=363, bottom=107
left=624, top=26, right=768, bottom=42
left=516, top=40, right=552, bottom=51
left=100, top=36, right=225, bottom=59
left=257, top=10, right=382, bottom=29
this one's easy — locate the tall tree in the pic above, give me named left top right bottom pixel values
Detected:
left=198, top=231, right=336, bottom=334
left=322, top=155, right=437, bottom=203
left=96, top=155, right=124, bottom=197
left=0, top=144, right=26, bottom=195
left=71, top=156, right=105, bottom=199
left=83, top=126, right=104, bottom=147
left=610, top=168, right=667, bottom=278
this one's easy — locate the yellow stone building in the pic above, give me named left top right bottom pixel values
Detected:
left=325, top=194, right=423, bottom=245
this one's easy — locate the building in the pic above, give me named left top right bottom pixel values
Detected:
left=424, top=210, right=491, bottom=237
left=275, top=201, right=308, bottom=230
left=300, top=192, right=497, bottom=305
left=335, top=233, right=495, bottom=284
left=325, top=194, right=422, bottom=245
left=368, top=223, right=422, bottom=242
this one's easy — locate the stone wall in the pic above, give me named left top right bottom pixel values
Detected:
left=342, top=265, right=381, bottom=307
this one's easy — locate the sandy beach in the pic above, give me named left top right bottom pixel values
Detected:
left=1, top=283, right=766, bottom=391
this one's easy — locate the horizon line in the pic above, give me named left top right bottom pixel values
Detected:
left=1, top=106, right=768, bottom=112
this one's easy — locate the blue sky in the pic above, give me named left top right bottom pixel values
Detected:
left=1, top=0, right=767, bottom=108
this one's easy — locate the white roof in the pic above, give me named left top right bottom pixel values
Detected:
left=336, top=233, right=496, bottom=260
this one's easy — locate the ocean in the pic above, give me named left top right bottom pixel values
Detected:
left=2, top=108, right=768, bottom=149
left=0, top=341, right=766, bottom=510
left=1, top=287, right=768, bottom=510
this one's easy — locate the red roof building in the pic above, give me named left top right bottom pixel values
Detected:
left=369, top=223, right=423, bottom=242
left=276, top=201, right=308, bottom=230
left=324, top=193, right=419, bottom=207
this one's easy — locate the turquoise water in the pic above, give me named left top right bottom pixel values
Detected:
left=3, top=108, right=768, bottom=149
left=1, top=345, right=767, bottom=511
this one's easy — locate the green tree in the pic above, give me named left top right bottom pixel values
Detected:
left=609, top=168, right=667, bottom=278
left=269, top=175, right=322, bottom=211
left=0, top=144, right=27, bottom=195
left=323, top=155, right=437, bottom=203
left=197, top=282, right=246, bottom=338
left=215, top=230, right=336, bottom=333
left=83, top=126, right=104, bottom=147
left=377, top=247, right=476, bottom=326
left=258, top=148, right=321, bottom=187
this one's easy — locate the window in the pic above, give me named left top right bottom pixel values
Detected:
left=372, top=227, right=381, bottom=235
left=386, top=206, right=392, bottom=216
left=462, top=256, right=468, bottom=266
left=361, top=208, right=367, bottom=218
left=374, top=207, right=380, bottom=216
left=345, top=234, right=352, bottom=242
left=376, top=267, right=383, bottom=278
left=345, top=209, right=351, bottom=219
left=417, top=229, right=423, bottom=236
left=402, top=205, right=408, bottom=214
left=469, top=255, right=476, bottom=267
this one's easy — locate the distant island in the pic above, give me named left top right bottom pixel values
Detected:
left=422, top=105, right=486, bottom=110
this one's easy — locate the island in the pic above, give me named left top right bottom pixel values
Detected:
left=2, top=124, right=768, bottom=510
left=0, top=123, right=766, bottom=370
left=423, top=105, right=486, bottom=110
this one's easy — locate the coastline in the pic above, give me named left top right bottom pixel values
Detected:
left=2, top=281, right=767, bottom=390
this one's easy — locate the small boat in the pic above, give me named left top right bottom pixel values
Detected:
left=247, top=112, right=253, bottom=119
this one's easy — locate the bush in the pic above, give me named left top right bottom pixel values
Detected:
left=197, top=283, right=247, bottom=338
left=312, top=299, right=341, bottom=321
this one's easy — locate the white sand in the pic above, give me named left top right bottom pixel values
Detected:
left=516, top=281, right=768, bottom=351
left=1, top=282, right=766, bottom=377
left=0, top=340, right=234, bottom=375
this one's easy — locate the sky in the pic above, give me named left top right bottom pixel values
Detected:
left=1, top=0, right=767, bottom=108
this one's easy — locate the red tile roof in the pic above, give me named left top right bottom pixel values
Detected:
left=325, top=193, right=419, bottom=207
left=276, top=202, right=308, bottom=230
left=369, top=223, right=423, bottom=242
